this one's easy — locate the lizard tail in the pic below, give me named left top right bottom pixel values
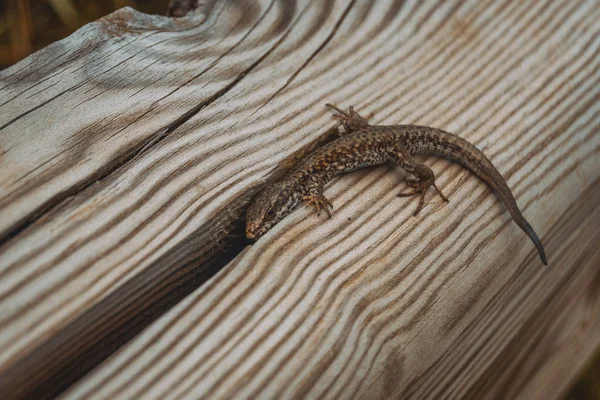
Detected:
left=406, top=127, right=547, bottom=265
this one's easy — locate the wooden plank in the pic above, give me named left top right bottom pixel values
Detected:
left=1, top=0, right=599, bottom=398
left=61, top=180, right=600, bottom=400
left=0, top=0, right=297, bottom=371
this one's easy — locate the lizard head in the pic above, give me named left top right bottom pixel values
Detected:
left=246, top=181, right=301, bottom=240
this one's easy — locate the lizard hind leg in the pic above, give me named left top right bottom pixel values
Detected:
left=398, top=178, right=449, bottom=216
left=303, top=193, right=334, bottom=218
left=390, top=150, right=449, bottom=216
left=326, top=103, right=374, bottom=134
left=404, top=177, right=420, bottom=188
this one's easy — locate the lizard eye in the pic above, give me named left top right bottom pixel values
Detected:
left=267, top=210, right=274, bottom=217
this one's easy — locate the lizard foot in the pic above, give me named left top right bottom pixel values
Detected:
left=303, top=194, right=334, bottom=218
left=326, top=104, right=373, bottom=135
left=405, top=177, right=420, bottom=188
left=398, top=180, right=449, bottom=216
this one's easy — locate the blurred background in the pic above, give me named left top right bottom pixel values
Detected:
left=0, top=0, right=168, bottom=69
left=0, top=1, right=598, bottom=399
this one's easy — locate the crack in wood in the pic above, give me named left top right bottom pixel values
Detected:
left=0, top=3, right=342, bottom=398
left=0, top=0, right=293, bottom=250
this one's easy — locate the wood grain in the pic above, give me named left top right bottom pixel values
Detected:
left=61, top=180, right=600, bottom=400
left=1, top=0, right=599, bottom=398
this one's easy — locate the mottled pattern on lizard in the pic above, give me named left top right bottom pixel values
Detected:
left=246, top=104, right=547, bottom=265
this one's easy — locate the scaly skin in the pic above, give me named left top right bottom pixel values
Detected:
left=246, top=105, right=547, bottom=265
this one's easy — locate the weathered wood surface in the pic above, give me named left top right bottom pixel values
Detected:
left=1, top=0, right=599, bottom=398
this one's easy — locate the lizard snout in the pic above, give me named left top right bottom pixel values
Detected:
left=245, top=223, right=257, bottom=239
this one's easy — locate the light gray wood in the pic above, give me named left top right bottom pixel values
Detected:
left=1, top=0, right=599, bottom=398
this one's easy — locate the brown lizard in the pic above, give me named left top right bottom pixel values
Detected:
left=246, top=104, right=547, bottom=265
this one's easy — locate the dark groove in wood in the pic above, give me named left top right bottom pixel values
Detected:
left=0, top=118, right=341, bottom=400
left=0, top=192, right=252, bottom=400
left=73, top=127, right=344, bottom=399
left=153, top=169, right=395, bottom=399
left=0, top=0, right=291, bottom=252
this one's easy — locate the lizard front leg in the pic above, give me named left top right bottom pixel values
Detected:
left=302, top=174, right=334, bottom=217
left=388, top=148, right=449, bottom=215
left=303, top=194, right=333, bottom=217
